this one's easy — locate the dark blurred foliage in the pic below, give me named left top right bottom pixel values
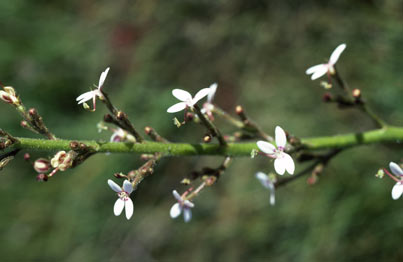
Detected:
left=0, top=0, right=402, bottom=261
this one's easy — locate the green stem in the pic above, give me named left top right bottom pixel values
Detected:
left=8, top=126, right=403, bottom=156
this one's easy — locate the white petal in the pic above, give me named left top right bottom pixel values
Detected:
left=125, top=198, right=134, bottom=220
left=275, top=126, right=287, bottom=148
left=283, top=153, right=295, bottom=175
left=113, top=198, right=125, bottom=216
left=192, top=88, right=211, bottom=105
left=274, top=158, right=286, bottom=175
left=170, top=203, right=182, bottom=218
left=184, top=200, right=194, bottom=208
left=123, top=180, right=133, bottom=194
left=305, top=64, right=324, bottom=75
left=257, top=141, right=276, bottom=154
left=108, top=179, right=122, bottom=193
left=329, top=43, right=346, bottom=65
left=172, top=190, right=182, bottom=201
left=167, top=102, right=187, bottom=113
left=256, top=172, right=271, bottom=189
left=98, top=67, right=110, bottom=88
left=76, top=91, right=94, bottom=104
left=183, top=208, right=192, bottom=223
left=390, top=162, right=403, bottom=177
left=310, top=65, right=328, bottom=80
left=269, top=189, right=276, bottom=206
left=172, top=89, right=192, bottom=102
left=207, top=83, right=218, bottom=103
left=391, top=183, right=403, bottom=200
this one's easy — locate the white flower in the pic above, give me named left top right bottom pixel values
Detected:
left=76, top=67, right=110, bottom=110
left=169, top=190, right=195, bottom=222
left=305, top=43, right=346, bottom=80
left=389, top=162, right=403, bottom=200
left=256, top=172, right=276, bottom=206
left=201, top=83, right=218, bottom=118
left=110, top=128, right=136, bottom=143
left=167, top=88, right=211, bottom=113
left=257, top=126, right=295, bottom=175
left=108, top=179, right=134, bottom=220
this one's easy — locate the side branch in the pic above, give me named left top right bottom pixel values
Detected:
left=8, top=126, right=403, bottom=156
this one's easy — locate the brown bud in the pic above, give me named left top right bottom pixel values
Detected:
left=203, top=135, right=212, bottom=143
left=185, top=112, right=194, bottom=121
left=235, top=105, right=243, bottom=115
left=117, top=111, right=125, bottom=120
left=70, top=141, right=79, bottom=150
left=36, top=173, right=48, bottom=182
left=103, top=114, right=113, bottom=123
left=24, top=153, right=31, bottom=161
left=322, top=93, right=333, bottom=102
left=28, top=108, right=37, bottom=116
left=352, top=88, right=361, bottom=98
left=144, top=126, right=152, bottom=135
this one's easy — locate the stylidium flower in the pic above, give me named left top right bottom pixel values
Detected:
left=201, top=83, right=218, bottom=119
left=76, top=67, right=110, bottom=111
left=386, top=162, right=403, bottom=200
left=257, top=126, right=295, bottom=175
left=0, top=86, right=19, bottom=105
left=170, top=190, right=195, bottom=222
left=167, top=88, right=211, bottom=113
left=305, top=43, right=346, bottom=80
left=256, top=172, right=276, bottom=206
left=108, top=179, right=134, bottom=220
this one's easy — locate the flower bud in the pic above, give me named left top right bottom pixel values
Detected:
left=0, top=90, right=18, bottom=104
left=235, top=105, right=243, bottom=115
left=28, top=108, right=37, bottom=116
left=352, top=88, right=361, bottom=99
left=69, top=141, right=80, bottom=150
left=103, top=114, right=113, bottom=123
left=3, top=86, right=16, bottom=96
left=34, top=158, right=51, bottom=173
left=117, top=111, right=125, bottom=120
left=36, top=173, right=48, bottom=182
left=185, top=112, right=194, bottom=121
left=144, top=126, right=152, bottom=135
left=322, top=93, right=333, bottom=102
left=20, top=121, right=29, bottom=128
left=203, top=135, right=212, bottom=143
left=51, top=151, right=73, bottom=171
left=24, top=153, right=31, bottom=161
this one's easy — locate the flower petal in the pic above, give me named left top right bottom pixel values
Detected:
left=283, top=153, right=295, bottom=175
left=192, top=88, right=211, bottom=105
left=108, top=179, right=122, bottom=193
left=167, top=102, right=187, bottom=113
left=269, top=188, right=276, bottom=206
left=170, top=203, right=182, bottom=218
left=76, top=91, right=94, bottom=104
left=207, top=83, right=218, bottom=103
left=305, top=64, right=324, bottom=75
left=183, top=208, right=192, bottom=223
left=310, top=65, right=328, bottom=80
left=274, top=158, right=286, bottom=175
left=184, top=200, right=194, bottom=208
left=172, top=190, right=182, bottom=201
left=113, top=198, right=125, bottom=216
left=275, top=126, right=287, bottom=148
left=256, top=172, right=271, bottom=189
left=329, top=43, right=346, bottom=65
left=125, top=198, right=134, bottom=220
left=391, top=183, right=403, bottom=200
left=123, top=180, right=133, bottom=194
left=257, top=141, right=276, bottom=154
left=98, top=67, right=110, bottom=89
left=390, top=162, right=403, bottom=177
left=172, top=89, right=192, bottom=102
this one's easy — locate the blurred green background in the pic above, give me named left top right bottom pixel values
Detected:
left=1, top=0, right=402, bottom=261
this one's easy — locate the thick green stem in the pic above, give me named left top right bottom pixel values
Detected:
left=8, top=126, right=403, bottom=156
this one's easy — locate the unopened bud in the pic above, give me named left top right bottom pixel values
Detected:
left=104, top=114, right=113, bottom=123
left=36, top=173, right=48, bottom=182
left=203, top=135, right=212, bottom=143
left=34, top=158, right=51, bottom=173
left=24, top=153, right=31, bottom=161
left=185, top=112, right=194, bottom=121
left=144, top=126, right=152, bottom=135
left=3, top=86, right=16, bottom=96
left=307, top=174, right=318, bottom=185
left=235, top=105, right=243, bottom=115
left=21, top=120, right=29, bottom=128
left=322, top=93, right=333, bottom=102
left=69, top=141, right=79, bottom=150
left=28, top=108, right=37, bottom=116
left=114, top=172, right=126, bottom=179
left=117, top=111, right=125, bottom=120
left=83, top=102, right=90, bottom=110
left=0, top=90, right=18, bottom=104
left=352, top=88, right=361, bottom=99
